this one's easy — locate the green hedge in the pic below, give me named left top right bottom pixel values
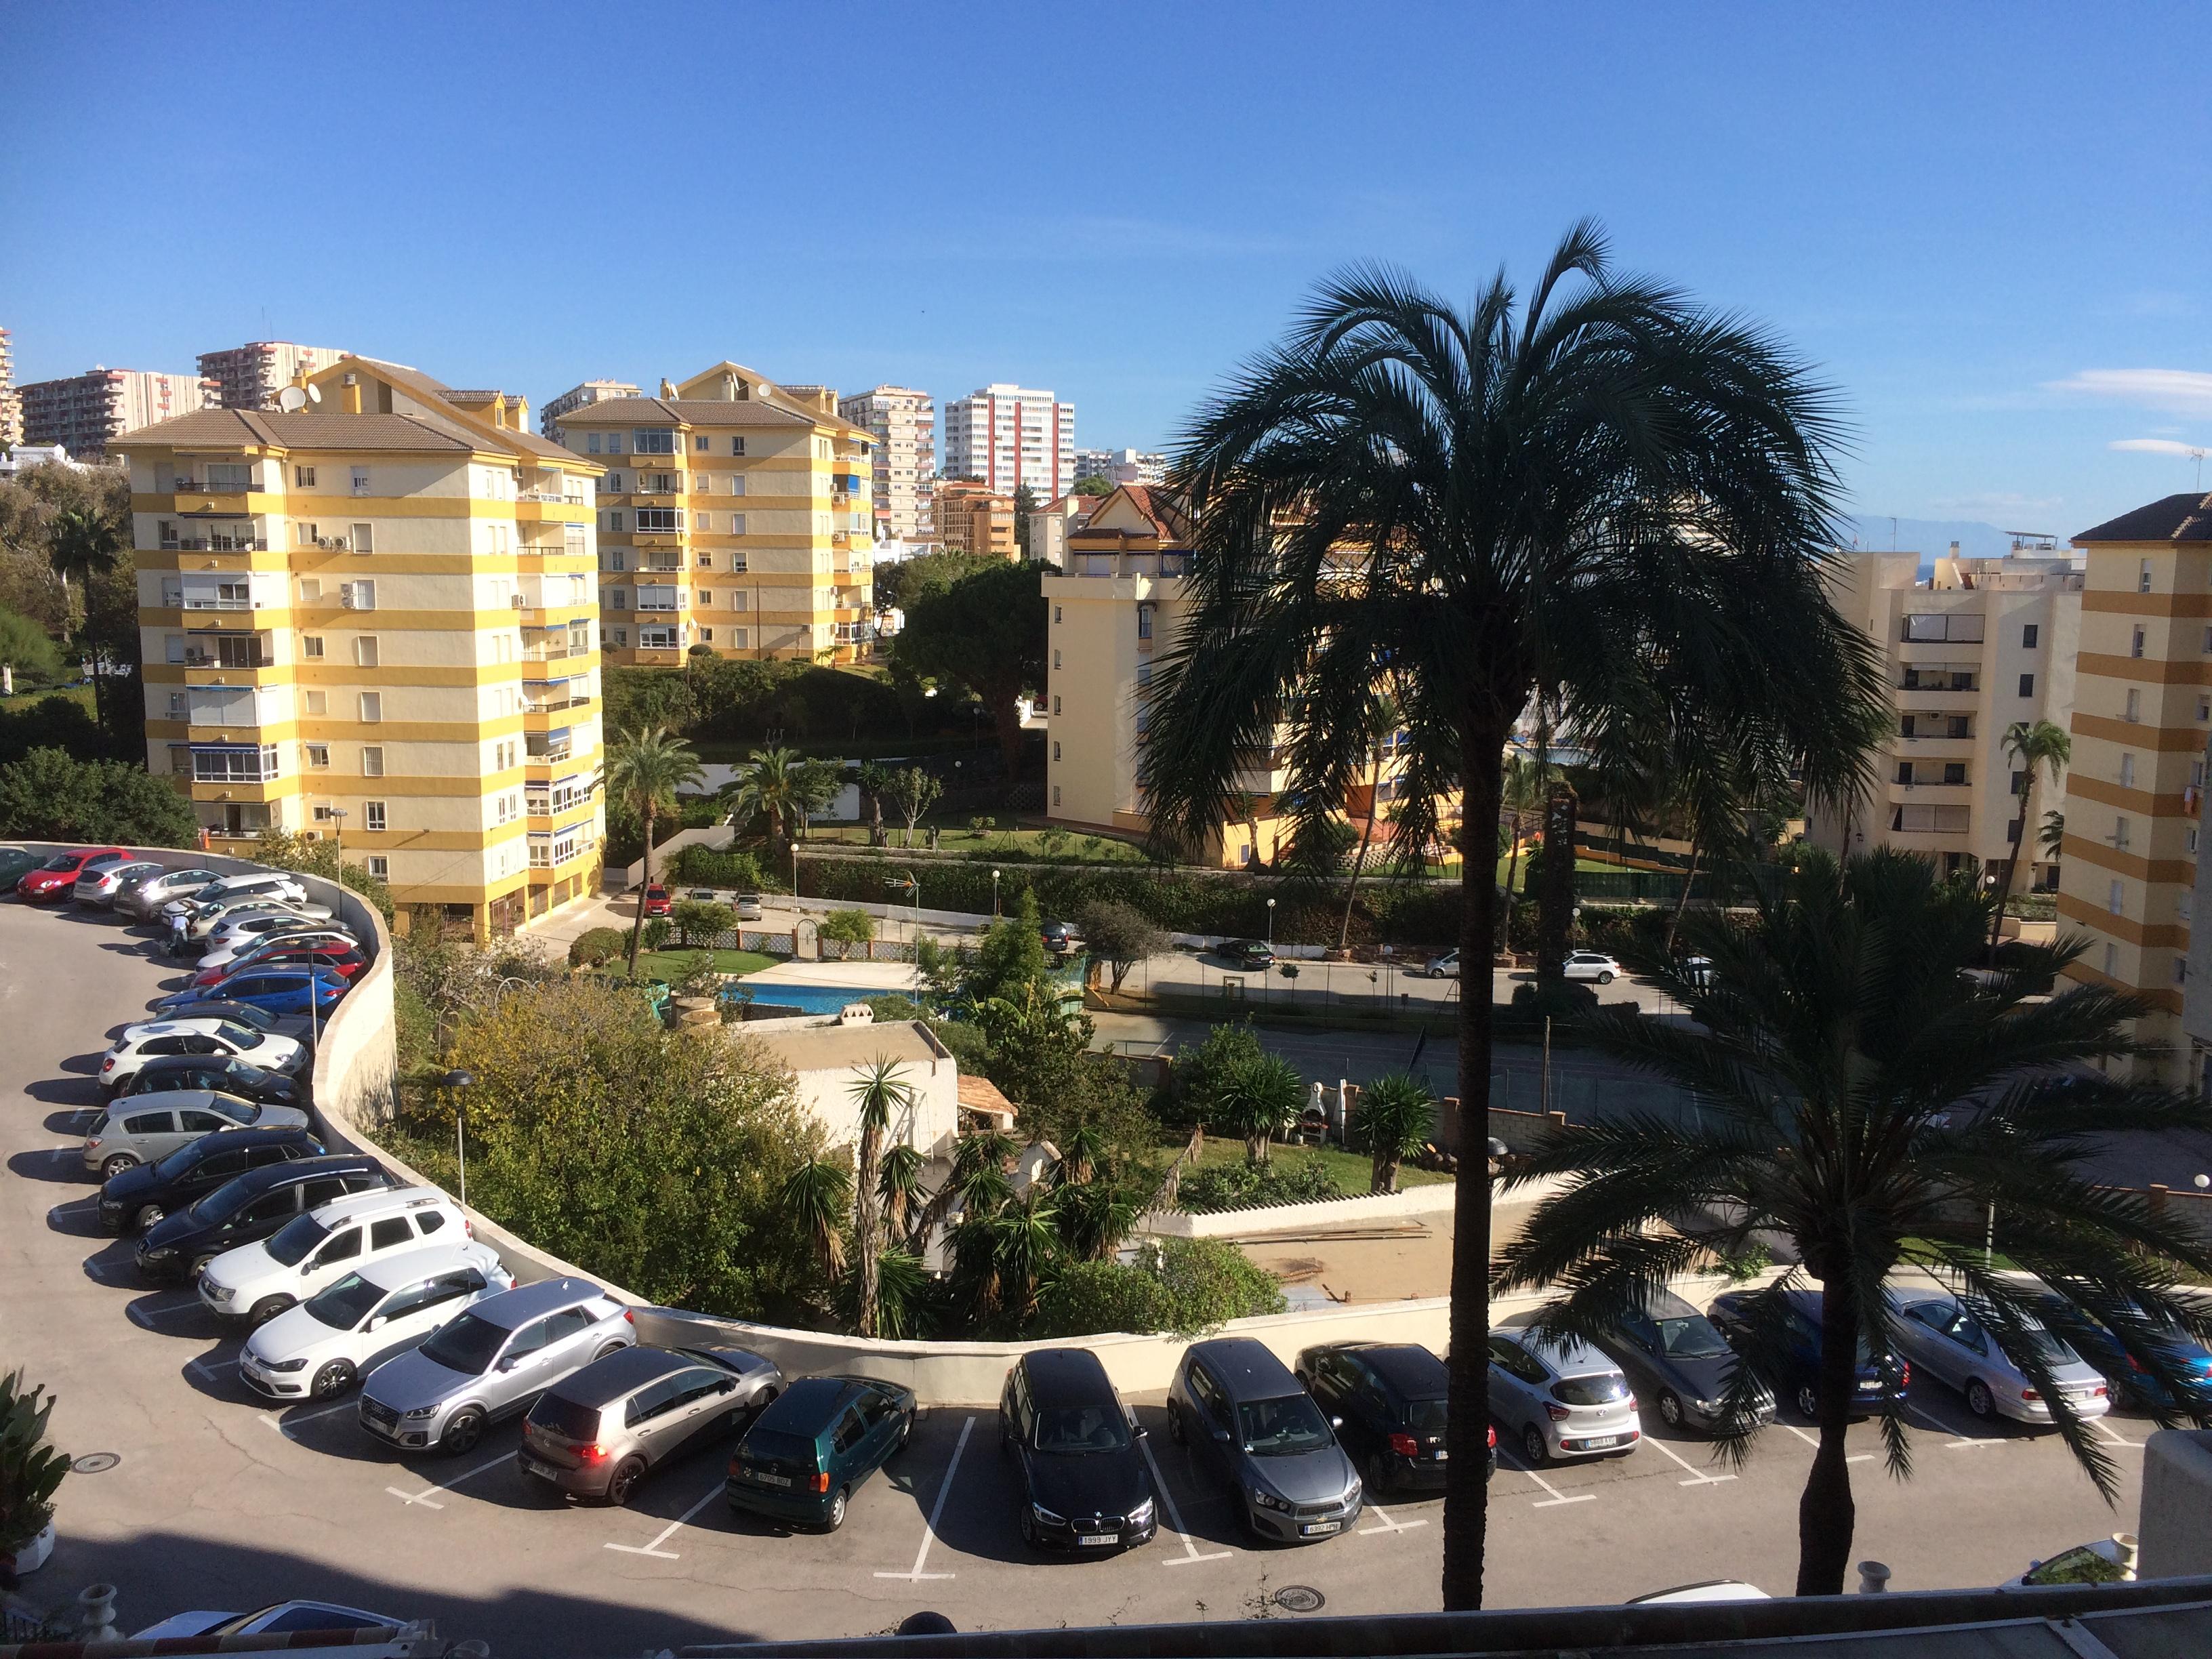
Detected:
left=672, top=844, right=779, bottom=891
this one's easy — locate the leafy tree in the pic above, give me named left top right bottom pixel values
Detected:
left=846, top=1058, right=916, bottom=1338
left=602, top=665, right=698, bottom=739
left=1356, top=1072, right=1437, bottom=1193
left=568, top=926, right=628, bottom=968
left=1989, top=718, right=2071, bottom=959
left=1498, top=750, right=1558, bottom=930
left=2040, top=809, right=2065, bottom=860
left=782, top=1157, right=853, bottom=1286
left=605, top=725, right=704, bottom=978
left=46, top=504, right=118, bottom=600
left=883, top=764, right=941, bottom=846
left=1031, top=1238, right=1286, bottom=1338
left=819, top=907, right=876, bottom=944
left=1160, top=1021, right=1267, bottom=1130
left=1495, top=849, right=2212, bottom=1596
left=792, top=756, right=847, bottom=840
left=970, top=888, right=1053, bottom=1005
left=642, top=918, right=672, bottom=954
left=732, top=745, right=806, bottom=848
left=670, top=899, right=735, bottom=947
left=1012, top=482, right=1040, bottom=556
left=1071, top=476, right=1115, bottom=497
left=874, top=548, right=992, bottom=616
left=1076, top=897, right=1168, bottom=991
left=856, top=759, right=893, bottom=845
left=895, top=559, right=1048, bottom=777
left=1145, top=232, right=1885, bottom=1607
left=0, top=746, right=196, bottom=845
left=1208, top=1050, right=1305, bottom=1162
left=878, top=1142, right=927, bottom=1242
left=0, top=606, right=61, bottom=689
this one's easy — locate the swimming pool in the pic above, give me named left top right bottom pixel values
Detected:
left=719, top=979, right=925, bottom=1015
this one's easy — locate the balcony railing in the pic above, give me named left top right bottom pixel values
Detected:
left=160, top=537, right=268, bottom=552
left=521, top=642, right=586, bottom=661
left=171, top=477, right=255, bottom=493
left=180, top=651, right=272, bottom=670
left=523, top=693, right=592, bottom=714
left=516, top=489, right=588, bottom=505
left=179, top=595, right=258, bottom=611
left=525, top=743, right=575, bottom=764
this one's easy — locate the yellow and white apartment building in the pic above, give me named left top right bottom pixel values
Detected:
left=2056, top=494, right=2212, bottom=1081
left=1042, top=486, right=1452, bottom=867
left=117, top=355, right=607, bottom=939
left=551, top=363, right=875, bottom=666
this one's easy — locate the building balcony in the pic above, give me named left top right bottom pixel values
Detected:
left=1896, top=682, right=1978, bottom=705
left=623, top=647, right=683, bottom=666
left=160, top=535, right=268, bottom=553
left=520, top=641, right=588, bottom=663
left=516, top=488, right=588, bottom=506
left=171, top=478, right=257, bottom=496
left=522, top=693, right=592, bottom=716
left=1896, top=733, right=1977, bottom=758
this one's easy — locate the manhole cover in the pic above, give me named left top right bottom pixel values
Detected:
left=1273, top=1586, right=1326, bottom=1614
left=73, top=1452, right=121, bottom=1475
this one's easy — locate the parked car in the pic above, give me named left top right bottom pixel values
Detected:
left=734, top=894, right=764, bottom=922
left=357, top=1276, right=637, bottom=1455
left=98, top=1126, right=327, bottom=1234
left=2000, top=1536, right=2137, bottom=1590
left=157, top=965, right=348, bottom=1019
left=17, top=846, right=129, bottom=902
left=725, top=1374, right=917, bottom=1531
left=1889, top=1291, right=2111, bottom=1426
left=194, top=941, right=367, bottom=987
left=998, top=1348, right=1156, bottom=1552
left=1708, top=1288, right=1909, bottom=1421
left=1487, top=1329, right=1642, bottom=1466
left=196, top=927, right=362, bottom=977
left=1218, top=939, right=1275, bottom=970
left=1629, top=1581, right=1773, bottom=1605
left=112, top=1053, right=306, bottom=1112
left=82, top=1091, right=309, bottom=1178
left=76, top=859, right=164, bottom=906
left=1416, top=949, right=1460, bottom=979
left=136, top=1154, right=394, bottom=1282
left=1561, top=950, right=1623, bottom=985
left=1296, top=1340, right=1467, bottom=1492
left=2059, top=1298, right=2212, bottom=1414
left=200, top=1186, right=470, bottom=1325
left=100, top=1018, right=306, bottom=1092
left=1167, top=1336, right=1362, bottom=1543
left=163, top=869, right=309, bottom=919
left=131, top=1603, right=404, bottom=1641
left=1596, top=1286, right=1777, bottom=1435
left=640, top=884, right=671, bottom=918
left=144, top=997, right=286, bottom=1036
left=523, top=1344, right=783, bottom=1504
left=0, top=847, right=45, bottom=888
left=178, top=902, right=337, bottom=950
left=240, top=1244, right=513, bottom=1402
left=117, top=867, right=227, bottom=920
left=1040, top=920, right=1082, bottom=956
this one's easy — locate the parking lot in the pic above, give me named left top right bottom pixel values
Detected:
left=1, top=894, right=2152, bottom=1649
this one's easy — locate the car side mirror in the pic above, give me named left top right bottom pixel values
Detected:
left=368, top=1315, right=386, bottom=1332
left=1135, top=1425, right=1149, bottom=1441
left=1330, top=1416, right=1344, bottom=1429
left=496, top=1355, right=518, bottom=1372
left=1210, top=1427, right=1231, bottom=1443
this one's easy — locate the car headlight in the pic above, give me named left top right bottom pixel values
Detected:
left=259, top=1357, right=307, bottom=1373
left=401, top=1404, right=442, bottom=1420
left=1248, top=1487, right=1290, bottom=1513
left=1029, top=1502, right=1065, bottom=1526
left=1128, top=1498, right=1154, bottom=1527
left=140, top=1248, right=176, bottom=1262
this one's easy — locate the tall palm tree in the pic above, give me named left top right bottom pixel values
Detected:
left=780, top=1158, right=853, bottom=1288
left=1336, top=691, right=1403, bottom=949
left=879, top=1143, right=926, bottom=1243
left=733, top=745, right=806, bottom=851
left=1355, top=1072, right=1436, bottom=1194
left=1498, top=750, right=1557, bottom=945
left=1143, top=228, right=1887, bottom=1608
left=846, top=1058, right=916, bottom=1338
left=605, top=725, right=705, bottom=978
left=47, top=504, right=119, bottom=601
left=1212, top=1052, right=1303, bottom=1163
left=1494, top=849, right=2212, bottom=1596
left=1988, top=718, right=2072, bottom=960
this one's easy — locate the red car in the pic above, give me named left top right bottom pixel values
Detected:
left=17, top=846, right=131, bottom=903
left=194, top=943, right=367, bottom=987
left=641, top=883, right=672, bottom=918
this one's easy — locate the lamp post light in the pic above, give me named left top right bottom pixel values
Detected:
left=326, top=806, right=348, bottom=856
left=442, top=1068, right=475, bottom=1214
left=992, top=868, right=1002, bottom=919
left=1266, top=897, right=1277, bottom=949
left=790, top=841, right=800, bottom=898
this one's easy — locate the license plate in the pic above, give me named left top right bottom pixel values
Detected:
left=752, top=1470, right=792, bottom=1488
left=1077, top=1532, right=1118, bottom=1547
left=1431, top=1448, right=1448, bottom=1460
left=520, top=1456, right=559, bottom=1480
left=1300, top=1520, right=1342, bottom=1536
left=1582, top=1435, right=1622, bottom=1449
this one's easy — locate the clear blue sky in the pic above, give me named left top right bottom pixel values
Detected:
left=5, top=2, right=2207, bottom=537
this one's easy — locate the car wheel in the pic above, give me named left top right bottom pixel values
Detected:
left=249, top=1296, right=293, bottom=1326
left=1657, top=1391, right=1684, bottom=1429
left=893, top=1416, right=912, bottom=1453
left=594, top=1341, right=625, bottom=1361
left=1598, top=971, right=1614, bottom=984
left=606, top=1456, right=647, bottom=1506
left=190, top=1253, right=217, bottom=1278
left=1795, top=1382, right=1820, bottom=1420
left=441, top=1406, right=486, bottom=1456
left=1167, top=1402, right=1186, bottom=1445
left=312, top=1360, right=356, bottom=1399
left=136, top=1204, right=165, bottom=1231
left=1521, top=1424, right=1549, bottom=1467
left=1965, top=1379, right=1996, bottom=1420
left=1365, top=1450, right=1392, bottom=1496
left=101, top=1154, right=138, bottom=1179
left=825, top=1486, right=849, bottom=1532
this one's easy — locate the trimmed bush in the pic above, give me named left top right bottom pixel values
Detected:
left=568, top=927, right=627, bottom=968
left=1029, top=1238, right=1286, bottom=1338
left=819, top=907, right=876, bottom=944
left=1178, top=1154, right=1343, bottom=1213
left=672, top=844, right=775, bottom=891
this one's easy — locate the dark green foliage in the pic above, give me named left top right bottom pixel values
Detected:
left=568, top=926, right=628, bottom=968
left=0, top=693, right=117, bottom=766
left=0, top=606, right=62, bottom=684
left=670, top=899, right=736, bottom=945
left=893, top=559, right=1048, bottom=776
left=672, top=844, right=775, bottom=891
left=1177, top=1155, right=1343, bottom=1212
left=642, top=918, right=672, bottom=952
left=1154, top=1021, right=1268, bottom=1129
left=1078, top=897, right=1170, bottom=990
left=1029, top=1239, right=1286, bottom=1338
left=819, top=907, right=875, bottom=944
left=0, top=746, right=197, bottom=844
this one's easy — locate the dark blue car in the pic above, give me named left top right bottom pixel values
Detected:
left=1708, top=1288, right=1908, bottom=1422
left=2050, top=1300, right=2212, bottom=1414
left=160, top=966, right=346, bottom=1019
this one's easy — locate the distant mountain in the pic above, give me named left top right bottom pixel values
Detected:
left=1838, top=516, right=2027, bottom=569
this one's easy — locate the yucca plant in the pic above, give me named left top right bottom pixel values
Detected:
left=0, top=1369, right=67, bottom=1556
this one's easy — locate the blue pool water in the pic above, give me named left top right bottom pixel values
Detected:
left=720, top=980, right=923, bottom=1015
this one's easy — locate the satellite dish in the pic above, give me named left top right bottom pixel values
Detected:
left=276, top=386, right=308, bottom=413
left=305, top=383, right=323, bottom=405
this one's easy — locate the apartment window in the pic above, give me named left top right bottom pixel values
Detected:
left=2104, top=942, right=2118, bottom=975
left=298, top=576, right=323, bottom=604
left=696, top=552, right=713, bottom=569
left=2139, top=558, right=2153, bottom=593
left=635, top=508, right=682, bottom=533
left=693, top=434, right=710, bottom=451
left=302, top=634, right=325, bottom=661
left=306, top=743, right=329, bottom=770
left=1052, top=785, right=1061, bottom=808
left=304, top=690, right=327, bottom=716
left=586, top=432, right=601, bottom=454
left=1052, top=649, right=1061, bottom=670
left=1136, top=602, right=1154, bottom=640
left=2022, top=623, right=2038, bottom=649
left=729, top=514, right=745, bottom=535
left=364, top=854, right=390, bottom=880
left=2193, top=827, right=2202, bottom=855
left=2114, top=816, right=2131, bottom=851
left=698, top=591, right=713, bottom=607
left=2133, top=626, right=2147, bottom=659
left=344, top=579, right=375, bottom=611
left=693, top=474, right=711, bottom=495
left=611, top=628, right=628, bottom=647
left=2019, top=673, right=2034, bottom=697
left=2203, top=625, right=2212, bottom=653
left=1052, top=741, right=1061, bottom=762
left=2179, top=956, right=2192, bottom=987
left=2200, top=695, right=2211, bottom=723
left=359, top=692, right=382, bottom=723
left=295, top=466, right=316, bottom=488
left=731, top=437, right=745, bottom=456
left=2109, top=879, right=2125, bottom=915
left=165, top=690, right=185, bottom=718
left=350, top=467, right=370, bottom=496
left=694, top=513, right=711, bottom=533
left=1054, top=605, right=1063, bottom=624
left=632, top=429, right=676, bottom=455
left=354, top=636, right=380, bottom=669
left=603, top=510, right=625, bottom=533
left=364, top=800, right=386, bottom=832
left=728, top=474, right=745, bottom=496
left=640, top=626, right=678, bottom=649
left=605, top=433, right=623, bottom=454
left=1942, top=762, right=1966, bottom=785
left=2120, top=753, right=2135, bottom=789
left=1052, top=695, right=1062, bottom=716
left=351, top=523, right=373, bottom=554
left=699, top=627, right=714, bottom=642
left=2007, top=817, right=2022, bottom=843
left=2126, top=688, right=2142, bottom=722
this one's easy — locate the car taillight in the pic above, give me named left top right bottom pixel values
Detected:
left=1626, top=1393, right=1638, bottom=1410
left=1900, top=1364, right=1910, bottom=1387
left=2127, top=1354, right=2146, bottom=1372
left=86, top=1137, right=102, bottom=1149
left=811, top=1471, right=830, bottom=1492
left=463, top=1218, right=474, bottom=1238
left=622, top=1309, right=635, bottom=1325
left=2021, top=1388, right=2041, bottom=1401
left=1387, top=1432, right=1418, bottom=1457
left=581, top=1443, right=609, bottom=1462
left=100, top=1057, right=114, bottom=1071
left=2093, top=1385, right=2108, bottom=1397
left=1488, top=1425, right=1497, bottom=1448
left=1544, top=1403, right=1571, bottom=1421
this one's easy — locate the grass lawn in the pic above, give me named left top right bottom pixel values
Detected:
left=805, top=821, right=1152, bottom=862
left=1184, top=1133, right=1454, bottom=1189
left=691, top=734, right=988, bottom=765
left=633, top=947, right=776, bottom=982
left=0, top=682, right=94, bottom=713
left=1492, top=853, right=1652, bottom=892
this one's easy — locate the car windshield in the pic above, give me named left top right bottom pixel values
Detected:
left=265, top=1212, right=330, bottom=1267
left=1553, top=1372, right=1631, bottom=1406
left=418, top=1311, right=506, bottom=1375
left=37, top=855, right=75, bottom=871
left=1657, top=1315, right=1734, bottom=1359
left=213, top=1023, right=266, bottom=1050
left=528, top=1394, right=602, bottom=1441
left=208, top=1004, right=278, bottom=1030
left=1236, top=1393, right=1334, bottom=1456
left=1034, top=1405, right=1131, bottom=1454
left=153, top=1140, right=213, bottom=1178
left=304, top=1272, right=384, bottom=1330
left=187, top=1175, right=255, bottom=1223
left=1406, top=1397, right=1448, bottom=1434
left=220, top=1100, right=263, bottom=1126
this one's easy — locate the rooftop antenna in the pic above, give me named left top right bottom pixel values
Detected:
left=275, top=386, right=308, bottom=413
left=2193, top=447, right=2206, bottom=491
left=1890, top=516, right=1898, bottom=550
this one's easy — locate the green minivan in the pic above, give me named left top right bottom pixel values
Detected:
left=724, top=1374, right=917, bottom=1530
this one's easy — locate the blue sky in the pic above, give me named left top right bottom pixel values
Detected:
left=4, top=2, right=2207, bottom=538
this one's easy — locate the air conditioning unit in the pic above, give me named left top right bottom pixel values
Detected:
left=511, top=595, right=525, bottom=609
left=340, top=588, right=357, bottom=609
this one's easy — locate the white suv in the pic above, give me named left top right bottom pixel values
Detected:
left=102, top=1019, right=307, bottom=1092
left=241, top=1244, right=513, bottom=1402
left=201, top=1186, right=470, bottom=1325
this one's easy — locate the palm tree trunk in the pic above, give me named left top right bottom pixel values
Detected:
left=1986, top=783, right=2034, bottom=964
left=856, top=1128, right=883, bottom=1338
left=624, top=804, right=657, bottom=978
left=1534, top=781, right=1578, bottom=985
left=1336, top=749, right=1382, bottom=950
left=1499, top=810, right=1522, bottom=950
left=1798, top=1275, right=1862, bottom=1595
left=1441, top=707, right=1504, bottom=1612
left=1665, top=836, right=1702, bottom=957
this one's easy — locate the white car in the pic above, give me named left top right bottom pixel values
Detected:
left=735, top=894, right=764, bottom=922
left=100, top=1019, right=306, bottom=1092
left=240, top=1243, right=513, bottom=1402
left=199, top=927, right=362, bottom=975
left=133, top=1601, right=403, bottom=1641
left=193, top=903, right=337, bottom=947
left=1562, top=950, right=1623, bottom=985
left=201, top=1185, right=472, bottom=1325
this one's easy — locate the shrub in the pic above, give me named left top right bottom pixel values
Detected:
left=642, top=918, right=673, bottom=953
left=819, top=907, right=876, bottom=944
left=672, top=844, right=774, bottom=891
left=671, top=899, right=735, bottom=946
left=1178, top=1154, right=1343, bottom=1213
left=673, top=951, right=723, bottom=997
left=1155, top=1021, right=1267, bottom=1130
left=1030, top=1238, right=1286, bottom=1338
left=0, top=745, right=198, bottom=846
left=569, top=927, right=627, bottom=968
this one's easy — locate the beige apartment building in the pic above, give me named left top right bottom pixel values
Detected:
left=837, top=386, right=935, bottom=541
left=21, top=366, right=214, bottom=457
left=115, top=354, right=606, bottom=939
left=935, top=480, right=1018, bottom=558
left=1816, top=546, right=2083, bottom=885
left=539, top=379, right=642, bottom=439
left=0, top=325, right=20, bottom=448
left=554, top=363, right=874, bottom=666
left=2057, top=494, right=2212, bottom=1080
left=197, top=342, right=351, bottom=410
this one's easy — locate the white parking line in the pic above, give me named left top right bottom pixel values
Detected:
left=1642, top=1435, right=1737, bottom=1488
left=2092, top=1422, right=2142, bottom=1450
left=873, top=1414, right=971, bottom=1582
left=1493, top=1450, right=1595, bottom=1508
left=1356, top=1499, right=1428, bottom=1535
left=187, top=1355, right=239, bottom=1381
left=607, top=1481, right=724, bottom=1561
left=1904, top=1403, right=1997, bottom=1448
left=1139, top=1431, right=1232, bottom=1567
left=387, top=1449, right=515, bottom=1510
left=258, top=1399, right=356, bottom=1439
left=1779, top=1422, right=1872, bottom=1463
left=126, top=1293, right=203, bottom=1328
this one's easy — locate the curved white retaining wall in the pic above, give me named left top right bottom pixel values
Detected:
left=1143, top=1181, right=1465, bottom=1239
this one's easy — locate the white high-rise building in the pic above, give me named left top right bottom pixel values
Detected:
left=539, top=378, right=642, bottom=438
left=838, top=386, right=936, bottom=541
left=197, top=342, right=352, bottom=410
left=941, top=384, right=1073, bottom=503
left=1073, top=446, right=1166, bottom=487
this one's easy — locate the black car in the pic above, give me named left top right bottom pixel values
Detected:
left=1039, top=920, right=1082, bottom=957
left=1296, top=1340, right=1475, bottom=1492
left=1597, top=1287, right=1778, bottom=1436
left=98, top=1126, right=326, bottom=1235
left=136, top=1154, right=392, bottom=1282
left=998, top=1349, right=1157, bottom=1553
left=1709, top=1288, right=1909, bottom=1421
left=1218, top=939, right=1274, bottom=970
left=113, top=1054, right=306, bottom=1111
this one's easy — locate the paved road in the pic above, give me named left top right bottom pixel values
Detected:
left=1, top=895, right=2155, bottom=1645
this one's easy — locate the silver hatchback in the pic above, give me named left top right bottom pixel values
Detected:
left=1488, top=1329, right=1642, bottom=1465
left=1889, top=1292, right=2113, bottom=1427
left=82, top=1091, right=310, bottom=1178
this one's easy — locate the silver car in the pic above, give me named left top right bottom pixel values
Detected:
left=357, top=1275, right=635, bottom=1455
left=1889, top=1292, right=2113, bottom=1426
left=81, top=1090, right=310, bottom=1178
left=1488, top=1329, right=1643, bottom=1465
left=77, top=860, right=165, bottom=907
left=119, top=867, right=226, bottom=920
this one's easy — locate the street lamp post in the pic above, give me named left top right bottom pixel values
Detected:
left=1266, top=897, right=1277, bottom=949
left=327, top=806, right=348, bottom=856
left=442, top=1068, right=475, bottom=1214
left=992, top=868, right=1002, bottom=919
left=789, top=842, right=800, bottom=898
